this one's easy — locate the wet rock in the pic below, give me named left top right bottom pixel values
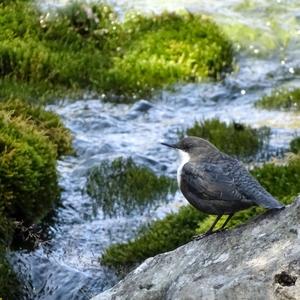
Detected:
left=132, top=100, right=153, bottom=112
left=127, top=100, right=154, bottom=119
left=91, top=198, right=300, bottom=300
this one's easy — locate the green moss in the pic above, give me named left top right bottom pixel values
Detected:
left=290, top=137, right=300, bottom=154
left=87, top=157, right=177, bottom=217
left=0, top=111, right=58, bottom=224
left=101, top=205, right=207, bottom=273
left=255, top=88, right=300, bottom=111
left=0, top=1, right=233, bottom=103
left=185, top=118, right=270, bottom=157
left=0, top=99, right=73, bottom=157
left=107, top=12, right=233, bottom=100
left=0, top=99, right=73, bottom=299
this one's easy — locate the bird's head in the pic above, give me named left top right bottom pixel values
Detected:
left=161, top=136, right=218, bottom=158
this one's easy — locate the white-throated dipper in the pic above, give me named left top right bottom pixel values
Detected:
left=162, top=136, right=284, bottom=237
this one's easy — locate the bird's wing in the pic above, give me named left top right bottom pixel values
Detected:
left=232, top=161, right=284, bottom=209
left=181, top=162, right=246, bottom=202
left=181, top=160, right=283, bottom=209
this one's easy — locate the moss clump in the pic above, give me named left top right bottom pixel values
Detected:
left=290, top=137, right=300, bottom=154
left=101, top=156, right=299, bottom=272
left=107, top=12, right=233, bottom=99
left=255, top=88, right=300, bottom=111
left=86, top=157, right=177, bottom=217
left=0, top=99, right=73, bottom=157
left=0, top=1, right=233, bottom=103
left=0, top=100, right=73, bottom=298
left=185, top=118, right=270, bottom=157
left=0, top=111, right=58, bottom=224
left=0, top=1, right=118, bottom=102
left=101, top=205, right=207, bottom=273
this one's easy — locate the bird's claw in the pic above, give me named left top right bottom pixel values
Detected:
left=193, top=228, right=228, bottom=241
left=192, top=232, right=212, bottom=241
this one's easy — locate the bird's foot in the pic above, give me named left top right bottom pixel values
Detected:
left=193, top=231, right=214, bottom=241
left=193, top=228, right=228, bottom=241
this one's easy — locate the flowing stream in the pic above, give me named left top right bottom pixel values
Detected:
left=9, top=0, right=300, bottom=299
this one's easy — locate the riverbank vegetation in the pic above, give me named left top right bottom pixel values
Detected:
left=0, top=100, right=73, bottom=298
left=86, top=157, right=177, bottom=217
left=0, top=0, right=233, bottom=103
left=255, top=88, right=300, bottom=110
left=185, top=119, right=270, bottom=157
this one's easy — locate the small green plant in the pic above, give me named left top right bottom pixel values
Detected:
left=101, top=205, right=207, bottom=273
left=255, top=88, right=300, bottom=110
left=185, top=118, right=270, bottom=157
left=86, top=157, right=177, bottom=217
left=290, top=137, right=300, bottom=154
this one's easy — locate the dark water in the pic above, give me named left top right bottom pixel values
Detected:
left=9, top=0, right=300, bottom=299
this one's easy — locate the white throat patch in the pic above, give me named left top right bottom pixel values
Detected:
left=177, top=150, right=190, bottom=187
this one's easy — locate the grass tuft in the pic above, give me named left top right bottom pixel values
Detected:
left=86, top=157, right=177, bottom=217
left=185, top=118, right=270, bottom=157
left=255, top=88, right=300, bottom=111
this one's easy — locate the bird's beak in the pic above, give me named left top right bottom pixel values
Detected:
left=161, top=142, right=178, bottom=149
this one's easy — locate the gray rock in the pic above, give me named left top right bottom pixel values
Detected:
left=92, top=198, right=300, bottom=300
left=126, top=100, right=154, bottom=119
left=130, top=100, right=153, bottom=113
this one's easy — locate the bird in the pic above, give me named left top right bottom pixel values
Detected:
left=162, top=136, right=284, bottom=238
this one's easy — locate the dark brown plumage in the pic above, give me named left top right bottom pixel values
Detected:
left=162, top=136, right=284, bottom=236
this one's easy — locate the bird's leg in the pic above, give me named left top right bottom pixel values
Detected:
left=220, top=213, right=234, bottom=230
left=193, top=215, right=222, bottom=240
left=206, top=214, right=223, bottom=234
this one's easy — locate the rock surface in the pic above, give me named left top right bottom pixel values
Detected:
left=92, top=199, right=300, bottom=300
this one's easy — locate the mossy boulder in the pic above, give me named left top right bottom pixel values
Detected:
left=185, top=119, right=270, bottom=157
left=86, top=157, right=177, bottom=217
left=255, top=88, right=300, bottom=110
left=100, top=156, right=298, bottom=273
left=0, top=1, right=234, bottom=103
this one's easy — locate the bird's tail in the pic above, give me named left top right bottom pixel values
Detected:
left=254, top=191, right=284, bottom=210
